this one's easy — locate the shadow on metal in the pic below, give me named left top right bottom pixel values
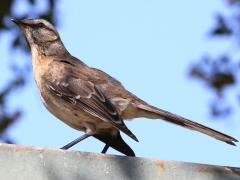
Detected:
left=0, top=144, right=239, bottom=180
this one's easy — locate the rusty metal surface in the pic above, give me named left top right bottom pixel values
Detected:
left=0, top=144, right=239, bottom=180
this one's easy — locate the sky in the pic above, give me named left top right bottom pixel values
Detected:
left=2, top=0, right=240, bottom=167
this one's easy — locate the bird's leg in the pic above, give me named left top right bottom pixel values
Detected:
left=101, top=137, right=114, bottom=154
left=61, top=133, right=91, bottom=150
left=101, top=143, right=110, bottom=154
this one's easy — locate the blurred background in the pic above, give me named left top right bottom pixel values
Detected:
left=0, top=0, right=240, bottom=167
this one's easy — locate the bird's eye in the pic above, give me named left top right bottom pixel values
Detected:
left=38, top=23, right=45, bottom=28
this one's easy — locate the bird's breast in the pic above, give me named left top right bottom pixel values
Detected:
left=32, top=54, right=52, bottom=90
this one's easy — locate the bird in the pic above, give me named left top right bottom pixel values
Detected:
left=12, top=18, right=238, bottom=157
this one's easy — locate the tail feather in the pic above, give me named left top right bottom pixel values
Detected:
left=138, top=104, right=238, bottom=145
left=94, top=131, right=135, bottom=156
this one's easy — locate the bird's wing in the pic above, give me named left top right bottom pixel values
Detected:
left=46, top=77, right=138, bottom=142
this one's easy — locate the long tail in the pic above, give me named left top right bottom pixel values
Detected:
left=94, top=131, right=135, bottom=156
left=137, top=104, right=238, bottom=145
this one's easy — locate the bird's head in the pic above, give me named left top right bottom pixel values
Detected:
left=12, top=18, right=59, bottom=45
left=12, top=18, right=68, bottom=56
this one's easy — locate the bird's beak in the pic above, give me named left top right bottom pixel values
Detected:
left=11, top=19, right=26, bottom=26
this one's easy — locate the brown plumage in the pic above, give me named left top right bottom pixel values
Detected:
left=12, top=18, right=238, bottom=156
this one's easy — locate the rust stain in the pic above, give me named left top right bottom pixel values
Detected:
left=198, top=164, right=240, bottom=177
left=155, top=160, right=165, bottom=170
left=0, top=143, right=60, bottom=154
left=0, top=144, right=36, bottom=152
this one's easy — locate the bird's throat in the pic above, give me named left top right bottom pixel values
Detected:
left=31, top=40, right=69, bottom=58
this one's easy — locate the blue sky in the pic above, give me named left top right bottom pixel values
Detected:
left=2, top=0, right=240, bottom=167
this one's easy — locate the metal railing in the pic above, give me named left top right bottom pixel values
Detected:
left=0, top=144, right=239, bottom=180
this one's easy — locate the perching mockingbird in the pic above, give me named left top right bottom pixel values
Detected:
left=12, top=18, right=238, bottom=156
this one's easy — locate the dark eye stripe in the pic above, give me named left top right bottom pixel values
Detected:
left=38, top=23, right=45, bottom=27
left=32, top=22, right=55, bottom=33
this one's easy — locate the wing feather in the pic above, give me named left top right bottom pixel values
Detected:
left=47, top=78, right=138, bottom=141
